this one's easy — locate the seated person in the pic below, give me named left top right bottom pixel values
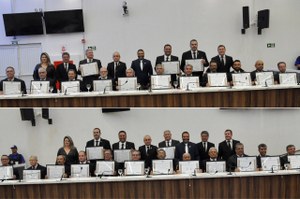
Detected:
left=155, top=64, right=165, bottom=75
left=256, top=143, right=269, bottom=170
left=183, top=64, right=193, bottom=77
left=1, top=155, right=19, bottom=180
left=78, top=150, right=95, bottom=176
left=123, top=150, right=144, bottom=176
left=280, top=144, right=296, bottom=170
left=295, top=56, right=300, bottom=70
left=54, top=155, right=70, bottom=178
left=250, top=60, right=265, bottom=84
left=201, top=60, right=218, bottom=87
left=8, top=145, right=25, bottom=165
left=227, top=143, right=249, bottom=172
left=98, top=67, right=110, bottom=80
left=62, top=69, right=84, bottom=92
left=227, top=60, right=246, bottom=84
left=0, top=66, right=27, bottom=94
left=36, top=67, right=56, bottom=93
left=274, top=61, right=288, bottom=84
left=175, top=153, right=202, bottom=174
left=26, top=155, right=47, bottom=179
left=101, top=149, right=117, bottom=176
left=201, top=147, right=222, bottom=172
left=126, top=68, right=135, bottom=77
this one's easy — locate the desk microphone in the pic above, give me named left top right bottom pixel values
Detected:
left=263, top=76, right=273, bottom=87
left=186, top=82, right=199, bottom=91
left=209, top=170, right=218, bottom=175
left=118, top=80, right=128, bottom=90
left=167, top=168, right=171, bottom=175
left=103, top=85, right=112, bottom=94
left=98, top=171, right=111, bottom=179
left=64, top=85, right=79, bottom=95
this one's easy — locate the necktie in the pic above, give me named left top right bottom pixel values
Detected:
left=96, top=140, right=99, bottom=147
left=193, top=51, right=197, bottom=59
left=166, top=56, right=169, bottom=62
left=121, top=143, right=124, bottom=149
left=203, top=142, right=206, bottom=152
left=147, top=146, right=150, bottom=154
left=227, top=140, right=231, bottom=150
left=114, top=62, right=118, bottom=76
left=167, top=141, right=170, bottom=147
left=89, top=59, right=92, bottom=63
left=140, top=60, right=143, bottom=71
left=185, top=143, right=189, bottom=153
left=221, top=56, right=225, bottom=66
left=64, top=63, right=68, bottom=71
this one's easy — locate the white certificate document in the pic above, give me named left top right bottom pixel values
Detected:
left=279, top=73, right=297, bottom=85
left=256, top=72, right=274, bottom=86
left=0, top=166, right=13, bottom=179
left=232, top=73, right=252, bottom=86
left=260, top=156, right=280, bottom=171
left=46, top=165, right=64, bottom=179
left=152, top=159, right=173, bottom=175
left=206, top=161, right=226, bottom=173
left=162, top=61, right=180, bottom=74
left=160, top=147, right=175, bottom=159
left=114, top=149, right=131, bottom=163
left=86, top=147, right=104, bottom=160
left=61, top=81, right=80, bottom=93
left=80, top=62, right=99, bottom=77
left=23, top=170, right=41, bottom=180
left=186, top=59, right=204, bottom=72
left=179, top=161, right=199, bottom=174
left=151, top=75, right=172, bottom=89
left=118, top=77, right=137, bottom=91
left=93, top=80, right=112, bottom=92
left=3, top=81, right=21, bottom=95
left=288, top=155, right=300, bottom=169
left=237, top=156, right=257, bottom=172
left=31, top=81, right=50, bottom=94
left=124, top=161, right=144, bottom=175
left=208, top=73, right=228, bottom=87
left=71, top=164, right=90, bottom=177
left=95, top=161, right=115, bottom=176
left=179, top=76, right=199, bottom=90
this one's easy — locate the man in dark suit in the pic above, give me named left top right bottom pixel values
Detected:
left=201, top=60, right=218, bottom=87
left=138, top=135, right=158, bottom=169
left=227, top=143, right=249, bottom=172
left=131, top=49, right=153, bottom=89
left=218, top=129, right=240, bottom=161
left=155, top=44, right=179, bottom=66
left=180, top=39, right=209, bottom=78
left=107, top=52, right=126, bottom=90
left=85, top=128, right=111, bottom=150
left=158, top=130, right=180, bottom=148
left=256, top=143, right=269, bottom=169
left=62, top=69, right=85, bottom=92
left=37, top=67, right=56, bottom=93
left=55, top=52, right=77, bottom=83
left=211, top=45, right=233, bottom=73
left=26, top=155, right=47, bottom=179
left=227, top=60, right=246, bottom=84
left=175, top=131, right=199, bottom=161
left=201, top=147, right=222, bottom=172
left=0, top=66, right=27, bottom=94
left=78, top=151, right=95, bottom=176
left=280, top=144, right=296, bottom=169
left=250, top=60, right=265, bottom=83
left=112, top=130, right=135, bottom=150
left=78, top=49, right=102, bottom=91
left=196, top=131, right=215, bottom=161
left=1, top=155, right=20, bottom=180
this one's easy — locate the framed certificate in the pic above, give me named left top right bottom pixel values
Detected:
left=179, top=76, right=199, bottom=90
left=256, top=72, right=274, bottom=86
left=207, top=73, right=228, bottom=87
left=206, top=161, right=226, bottom=173
left=95, top=161, right=115, bottom=176
left=178, top=161, right=199, bottom=174
left=86, top=147, right=104, bottom=160
left=80, top=62, right=99, bottom=77
left=160, top=147, right=175, bottom=159
left=288, top=155, right=300, bottom=169
left=237, top=156, right=257, bottom=172
left=152, top=159, right=173, bottom=175
left=30, top=81, right=50, bottom=94
left=3, top=81, right=21, bottom=95
left=151, top=75, right=172, bottom=90
left=161, top=61, right=180, bottom=74
left=279, top=73, right=297, bottom=85
left=260, top=156, right=280, bottom=171
left=124, top=161, right=144, bottom=175
left=23, top=170, right=41, bottom=180
left=232, top=73, right=252, bottom=86
left=186, top=59, right=204, bottom=72
left=46, top=165, right=65, bottom=179
left=93, top=80, right=112, bottom=92
left=117, top=77, right=137, bottom=91
left=114, top=149, right=132, bottom=163
left=0, top=166, right=13, bottom=180
left=61, top=81, right=80, bottom=94
left=71, top=164, right=90, bottom=177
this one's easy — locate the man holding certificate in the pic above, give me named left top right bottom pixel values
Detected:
left=112, top=130, right=135, bottom=150
left=227, top=143, right=249, bottom=172
left=201, top=61, right=218, bottom=87
left=211, top=45, right=233, bottom=73
left=0, top=66, right=27, bottom=94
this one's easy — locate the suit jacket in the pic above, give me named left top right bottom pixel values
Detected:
left=227, top=69, right=246, bottom=82
left=180, top=50, right=209, bottom=73
left=33, top=64, right=56, bottom=81
left=256, top=155, right=270, bottom=169
left=26, top=164, right=47, bottom=179
left=55, top=62, right=77, bottom=82
left=78, top=59, right=102, bottom=91
left=211, top=55, right=233, bottom=73
left=155, top=55, right=179, bottom=66
left=0, top=77, right=27, bottom=94
left=158, top=139, right=180, bottom=148
left=175, top=142, right=199, bottom=161
left=280, top=154, right=289, bottom=169
left=138, top=145, right=158, bottom=168
left=85, top=138, right=111, bottom=150
left=131, top=59, right=153, bottom=87
left=250, top=70, right=265, bottom=82
left=196, top=141, right=215, bottom=161
left=227, top=154, right=249, bottom=171
left=218, top=139, right=240, bottom=161
left=107, top=61, right=127, bottom=80
left=112, top=141, right=135, bottom=150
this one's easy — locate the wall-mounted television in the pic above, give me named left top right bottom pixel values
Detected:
left=44, top=9, right=84, bottom=34
left=2, top=12, right=44, bottom=36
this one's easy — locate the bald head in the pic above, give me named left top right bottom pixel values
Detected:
left=143, top=135, right=152, bottom=146
left=255, top=60, right=264, bottom=71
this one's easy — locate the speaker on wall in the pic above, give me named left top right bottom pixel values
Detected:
left=20, top=108, right=35, bottom=126
left=241, top=6, right=250, bottom=34
left=257, top=9, right=270, bottom=34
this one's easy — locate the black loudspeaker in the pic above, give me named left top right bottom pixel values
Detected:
left=20, top=108, right=35, bottom=126
left=42, top=108, right=53, bottom=125
left=243, top=6, right=250, bottom=29
left=257, top=9, right=270, bottom=29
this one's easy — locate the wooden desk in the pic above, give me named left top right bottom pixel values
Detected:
left=1, top=171, right=299, bottom=198
left=0, top=85, right=300, bottom=107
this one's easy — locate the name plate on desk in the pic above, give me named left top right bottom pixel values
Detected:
left=179, top=76, right=199, bottom=90
left=288, top=155, right=300, bottom=169
left=160, top=147, right=175, bottom=159
left=179, top=161, right=199, bottom=174
left=206, top=161, right=226, bottom=173
left=261, top=156, right=280, bottom=171
left=161, top=61, right=180, bottom=74
left=152, top=159, right=173, bottom=175
left=71, top=164, right=90, bottom=177
left=232, top=73, right=251, bottom=86
left=3, top=81, right=21, bottom=95
left=237, top=156, right=257, bottom=172
left=118, top=77, right=137, bottom=91
left=30, top=81, right=50, bottom=94
left=124, top=161, right=144, bottom=175
left=86, top=147, right=104, bottom=160
left=95, top=161, right=115, bottom=176
left=114, top=149, right=131, bottom=163
left=46, top=165, right=64, bottom=179
left=93, top=80, right=112, bottom=92
left=208, top=73, right=228, bottom=87
left=61, top=81, right=80, bottom=94
left=0, top=166, right=13, bottom=179
left=256, top=72, right=274, bottom=86
left=23, top=170, right=41, bottom=180
left=279, top=73, right=297, bottom=85
left=186, top=59, right=203, bottom=72
left=151, top=75, right=172, bottom=90
left=80, top=62, right=99, bottom=77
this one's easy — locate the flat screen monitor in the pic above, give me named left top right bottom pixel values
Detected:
left=44, top=9, right=84, bottom=34
left=2, top=12, right=43, bottom=36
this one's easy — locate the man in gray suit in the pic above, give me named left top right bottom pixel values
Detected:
left=158, top=130, right=180, bottom=148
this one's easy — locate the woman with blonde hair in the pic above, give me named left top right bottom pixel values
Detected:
left=33, top=52, right=56, bottom=81
left=57, top=136, right=79, bottom=165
